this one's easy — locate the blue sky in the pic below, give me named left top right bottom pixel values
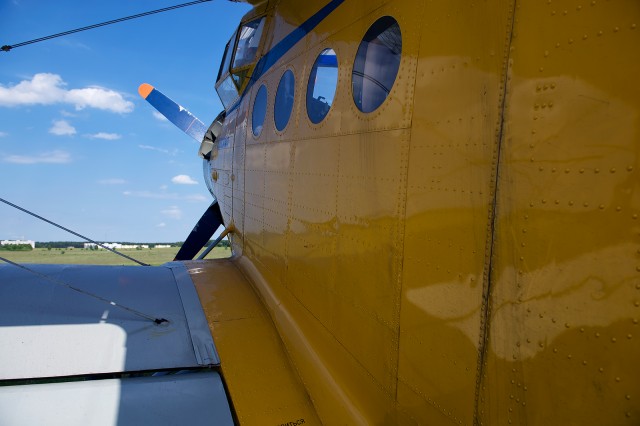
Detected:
left=0, top=0, right=250, bottom=242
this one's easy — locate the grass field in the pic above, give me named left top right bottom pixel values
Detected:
left=0, top=246, right=231, bottom=266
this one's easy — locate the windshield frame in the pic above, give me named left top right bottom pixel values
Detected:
left=215, top=13, right=269, bottom=111
left=231, top=16, right=265, bottom=71
left=216, top=30, right=237, bottom=83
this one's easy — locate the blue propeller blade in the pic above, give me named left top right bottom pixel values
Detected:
left=138, top=83, right=207, bottom=142
left=174, top=202, right=224, bottom=261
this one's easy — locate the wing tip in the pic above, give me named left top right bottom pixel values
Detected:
left=138, top=83, right=154, bottom=99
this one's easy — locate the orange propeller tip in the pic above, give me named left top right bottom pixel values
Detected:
left=138, top=83, right=154, bottom=99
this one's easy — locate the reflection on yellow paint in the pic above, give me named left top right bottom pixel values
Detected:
left=406, top=276, right=482, bottom=345
left=490, top=244, right=637, bottom=361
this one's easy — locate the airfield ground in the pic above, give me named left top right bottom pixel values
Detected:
left=0, top=246, right=231, bottom=266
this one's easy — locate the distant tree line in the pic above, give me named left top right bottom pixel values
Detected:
left=35, top=241, right=84, bottom=249
left=0, top=244, right=33, bottom=251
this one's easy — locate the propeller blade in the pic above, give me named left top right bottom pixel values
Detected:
left=138, top=83, right=207, bottom=142
left=175, top=202, right=224, bottom=261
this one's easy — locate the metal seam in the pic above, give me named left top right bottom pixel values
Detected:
left=473, top=0, right=519, bottom=424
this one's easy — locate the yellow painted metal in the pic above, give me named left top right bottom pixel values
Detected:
left=479, top=0, right=640, bottom=424
left=399, top=0, right=516, bottom=422
left=203, top=0, right=640, bottom=424
left=186, top=259, right=321, bottom=426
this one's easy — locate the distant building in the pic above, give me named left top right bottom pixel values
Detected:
left=155, top=245, right=171, bottom=248
left=83, top=243, right=149, bottom=250
left=1, top=240, right=35, bottom=249
left=118, top=244, right=148, bottom=249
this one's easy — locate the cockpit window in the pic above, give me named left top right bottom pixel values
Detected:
left=217, top=76, right=240, bottom=110
left=232, top=17, right=265, bottom=70
left=215, top=16, right=266, bottom=110
left=217, top=30, right=237, bottom=82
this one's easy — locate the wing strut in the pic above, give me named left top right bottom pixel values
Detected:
left=197, top=226, right=232, bottom=260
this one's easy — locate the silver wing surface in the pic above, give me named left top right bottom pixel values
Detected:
left=0, top=262, right=233, bottom=426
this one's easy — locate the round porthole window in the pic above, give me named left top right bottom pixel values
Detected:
left=352, top=16, right=402, bottom=113
left=274, top=70, right=295, bottom=131
left=252, top=84, right=267, bottom=137
left=306, top=48, right=338, bottom=124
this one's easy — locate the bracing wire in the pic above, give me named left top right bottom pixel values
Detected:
left=0, top=197, right=149, bottom=266
left=1, top=0, right=212, bottom=52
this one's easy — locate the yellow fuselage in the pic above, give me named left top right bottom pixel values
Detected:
left=200, top=0, right=640, bottom=424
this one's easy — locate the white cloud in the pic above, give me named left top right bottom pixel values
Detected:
left=156, top=222, right=167, bottom=228
left=123, top=190, right=207, bottom=202
left=139, top=144, right=167, bottom=153
left=153, top=111, right=168, bottom=121
left=0, top=131, right=7, bottom=137
left=138, top=144, right=178, bottom=155
left=185, top=194, right=207, bottom=202
left=0, top=73, right=134, bottom=113
left=171, top=174, right=197, bottom=185
left=161, top=206, right=182, bottom=219
left=49, top=119, right=76, bottom=136
left=66, top=87, right=133, bottom=113
left=4, top=150, right=71, bottom=164
left=87, top=132, right=121, bottom=140
left=98, top=178, right=126, bottom=185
